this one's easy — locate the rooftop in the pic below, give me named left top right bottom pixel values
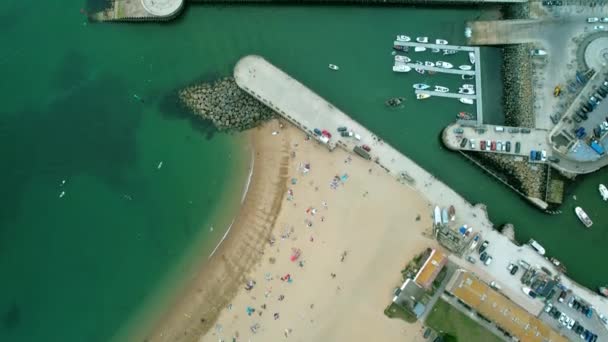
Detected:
left=414, top=249, right=447, bottom=289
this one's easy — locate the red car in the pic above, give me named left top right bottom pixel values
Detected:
left=321, top=129, right=332, bottom=138
left=480, top=140, right=486, bottom=150
left=362, top=145, right=371, bottom=152
left=491, top=141, right=496, bottom=151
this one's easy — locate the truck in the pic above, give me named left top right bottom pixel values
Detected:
left=353, top=145, right=371, bottom=160
left=591, top=141, right=605, bottom=155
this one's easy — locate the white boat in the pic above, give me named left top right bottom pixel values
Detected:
left=392, top=64, right=411, bottom=73
left=441, top=208, right=449, bottom=224
left=459, top=65, right=472, bottom=71
left=416, top=36, right=429, bottom=43
left=394, top=55, right=411, bottom=63
left=469, top=51, right=476, bottom=64
left=436, top=39, right=448, bottom=45
left=328, top=64, right=339, bottom=71
left=575, top=206, right=593, bottom=228
left=59, top=191, right=66, bottom=198
left=458, top=88, right=475, bottom=95
left=436, top=61, right=453, bottom=69
left=600, top=184, right=608, bottom=201
left=434, top=206, right=441, bottom=225
left=442, top=49, right=456, bottom=55
left=435, top=85, right=449, bottom=93
left=462, top=84, right=474, bottom=89
left=396, top=35, right=411, bottom=42
left=462, top=74, right=474, bottom=80
left=522, top=287, right=536, bottom=298
left=528, top=239, right=546, bottom=255
left=414, top=46, right=427, bottom=52
left=413, top=83, right=431, bottom=90
left=415, top=68, right=425, bottom=74
left=469, top=234, right=480, bottom=250
left=431, top=48, right=441, bottom=53
left=424, top=61, right=435, bottom=67
left=417, top=93, right=431, bottom=100
left=460, top=98, right=474, bottom=105
left=157, top=161, right=163, bottom=169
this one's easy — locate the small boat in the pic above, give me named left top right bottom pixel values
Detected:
left=599, top=286, right=608, bottom=297
left=393, top=45, right=408, bottom=52
left=431, top=48, right=441, bottom=53
left=441, top=208, right=449, bottom=224
left=522, top=287, right=537, bottom=298
left=385, top=97, right=405, bottom=107
left=415, top=68, right=425, bottom=74
left=157, top=161, right=163, bottom=169
left=392, top=64, right=411, bottom=73
left=433, top=206, right=441, bottom=225
left=459, top=65, right=472, bottom=71
left=413, top=83, right=430, bottom=90
left=416, top=36, right=429, bottom=43
left=575, top=206, right=593, bottom=228
left=458, top=88, right=475, bottom=95
left=396, top=35, right=411, bottom=42
left=436, top=39, right=448, bottom=45
left=448, top=205, right=456, bottom=220
left=469, top=51, right=476, bottom=64
left=329, top=64, right=339, bottom=71
left=394, top=55, right=411, bottom=63
left=417, top=93, right=431, bottom=100
left=457, top=112, right=472, bottom=120
left=424, top=61, right=435, bottom=67
left=460, top=98, right=474, bottom=105
left=59, top=191, right=66, bottom=198
left=599, top=184, right=608, bottom=201
left=531, top=49, right=547, bottom=56
left=528, top=239, right=546, bottom=255
left=442, top=49, right=456, bottom=55
left=414, top=46, right=427, bottom=52
left=469, top=234, right=480, bottom=250
left=436, top=61, right=453, bottom=69
left=462, top=74, right=475, bottom=80
left=435, top=85, right=449, bottom=93
left=462, top=84, right=474, bottom=89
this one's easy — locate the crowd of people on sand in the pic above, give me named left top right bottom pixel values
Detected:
left=212, top=132, right=360, bottom=341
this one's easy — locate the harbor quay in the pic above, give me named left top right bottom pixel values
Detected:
left=233, top=55, right=608, bottom=327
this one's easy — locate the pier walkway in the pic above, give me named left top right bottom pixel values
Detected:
left=415, top=90, right=476, bottom=100
left=234, top=55, right=608, bottom=318
left=401, top=63, right=475, bottom=76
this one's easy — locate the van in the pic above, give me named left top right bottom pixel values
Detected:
left=494, top=126, right=504, bottom=132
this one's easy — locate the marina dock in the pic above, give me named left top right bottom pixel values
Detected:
left=234, top=55, right=608, bottom=317
left=401, top=63, right=475, bottom=76
left=415, top=90, right=476, bottom=100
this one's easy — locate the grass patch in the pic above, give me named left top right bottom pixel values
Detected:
left=425, top=299, right=503, bottom=342
left=384, top=302, right=417, bottom=323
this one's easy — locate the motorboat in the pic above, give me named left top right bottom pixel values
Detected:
left=416, top=36, right=429, bottom=43
left=392, top=64, right=411, bottom=73
left=431, top=48, right=441, bottom=53
left=436, top=39, right=448, bottom=45
left=462, top=84, right=474, bottom=89
left=469, top=234, right=479, bottom=250
left=328, top=64, right=339, bottom=71
left=435, top=85, right=449, bottom=93
left=448, top=205, right=456, bottom=221
left=599, top=184, right=608, bottom=200
left=443, top=49, right=456, bottom=55
left=459, top=65, right=472, bottom=71
left=59, top=191, right=66, bottom=198
left=575, top=206, right=593, bottom=228
left=393, top=44, right=408, bottom=52
left=436, top=61, right=453, bottom=69
left=414, top=46, right=427, bottom=52
left=441, top=208, right=449, bottom=224
left=157, top=161, right=163, bottom=169
left=433, top=206, right=441, bottom=225
left=424, top=61, right=435, bottom=67
left=458, top=88, right=475, bottom=95
left=460, top=98, right=474, bottom=105
left=469, top=51, right=476, bottom=64
left=528, top=239, right=546, bottom=255
left=457, top=112, right=472, bottom=120
left=415, top=68, right=425, bottom=74
left=413, top=83, right=431, bottom=90
left=522, top=287, right=537, bottom=298
left=462, top=74, right=475, bottom=80
left=396, top=35, right=411, bottom=42
left=394, top=55, right=411, bottom=63
left=417, top=93, right=431, bottom=100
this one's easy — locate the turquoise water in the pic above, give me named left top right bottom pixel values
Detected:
left=1, top=2, right=606, bottom=341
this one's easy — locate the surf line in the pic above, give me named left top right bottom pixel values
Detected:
left=208, top=219, right=235, bottom=259
left=241, top=149, right=255, bottom=204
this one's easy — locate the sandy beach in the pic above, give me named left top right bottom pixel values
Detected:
left=147, top=120, right=438, bottom=342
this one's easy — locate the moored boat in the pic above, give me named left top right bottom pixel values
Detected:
left=575, top=206, right=593, bottom=228
left=457, top=112, right=472, bottom=120
left=460, top=98, right=474, bottom=105
left=393, top=44, right=408, bottom=52
left=528, top=239, right=546, bottom=255
left=442, top=49, right=456, bottom=55
left=416, top=36, right=429, bottom=43
left=469, top=234, right=479, bottom=250
left=434, top=206, right=441, bottom=225
left=448, top=205, right=455, bottom=220
left=414, top=46, right=427, bottom=52
left=393, top=64, right=412, bottom=73
left=459, top=65, right=472, bottom=71
left=415, top=68, right=425, bottom=74
left=522, top=287, right=537, bottom=298
left=469, top=51, right=476, bottom=64
left=599, top=184, right=608, bottom=201
left=417, top=93, right=431, bottom=100
left=394, top=55, right=411, bottom=63
left=396, top=35, right=411, bottom=42
left=413, top=83, right=430, bottom=90
left=458, top=88, right=475, bottom=95
left=436, top=39, right=448, bottom=45
left=424, top=61, right=435, bottom=67
left=599, top=286, right=608, bottom=297
left=462, top=84, right=474, bottom=89
left=328, top=64, right=339, bottom=71
left=431, top=48, right=440, bottom=53
left=435, top=85, right=449, bottom=93
left=436, top=61, right=453, bottom=69
left=462, top=74, right=474, bottom=80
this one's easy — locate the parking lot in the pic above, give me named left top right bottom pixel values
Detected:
left=539, top=290, right=608, bottom=342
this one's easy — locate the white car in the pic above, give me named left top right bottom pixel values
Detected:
left=541, top=150, right=547, bottom=161
left=594, top=25, right=605, bottom=30
left=567, top=317, right=575, bottom=330
left=588, top=17, right=600, bottom=23
left=544, top=303, right=553, bottom=313
left=470, top=139, right=476, bottom=149
left=486, top=140, right=491, bottom=151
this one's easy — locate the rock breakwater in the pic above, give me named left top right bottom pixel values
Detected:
left=179, top=77, right=274, bottom=131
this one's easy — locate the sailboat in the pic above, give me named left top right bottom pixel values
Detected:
left=460, top=98, right=474, bottom=105
left=396, top=35, right=411, bottom=42
left=416, top=36, right=429, bottom=43
left=416, top=93, right=431, bottom=100
left=394, top=55, right=411, bottom=63
left=393, top=64, right=412, bottom=73
left=434, top=85, right=449, bottom=93
left=413, top=83, right=430, bottom=90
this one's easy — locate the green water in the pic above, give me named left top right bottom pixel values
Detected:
left=1, top=2, right=606, bottom=341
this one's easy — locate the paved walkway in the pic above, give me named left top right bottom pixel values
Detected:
left=233, top=54, right=608, bottom=320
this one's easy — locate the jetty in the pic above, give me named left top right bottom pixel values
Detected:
left=401, top=63, right=475, bottom=76
left=233, top=55, right=608, bottom=318
left=415, top=90, right=476, bottom=100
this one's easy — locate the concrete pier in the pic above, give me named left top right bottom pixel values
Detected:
left=92, top=0, right=184, bottom=21
left=415, top=90, right=476, bottom=100
left=233, top=55, right=608, bottom=318
left=401, top=63, right=475, bottom=76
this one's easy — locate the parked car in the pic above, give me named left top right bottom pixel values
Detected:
left=486, top=140, right=491, bottom=151
left=505, top=141, right=511, bottom=152
left=313, top=128, right=322, bottom=135
left=361, top=144, right=371, bottom=152
left=545, top=303, right=553, bottom=313
left=480, top=251, right=488, bottom=262
left=337, top=126, right=348, bottom=132
left=497, top=141, right=502, bottom=151
left=601, top=18, right=608, bottom=23
left=491, top=141, right=496, bottom=151
left=480, top=140, right=486, bottom=150
left=466, top=256, right=476, bottom=264
left=587, top=17, right=600, bottom=23
left=510, top=265, right=519, bottom=275
left=484, top=256, right=493, bottom=266
left=558, top=290, right=567, bottom=303
left=470, top=139, right=476, bottom=149
left=594, top=25, right=605, bottom=30
left=479, top=240, right=489, bottom=253
left=321, top=129, right=332, bottom=138
left=460, top=138, right=468, bottom=148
